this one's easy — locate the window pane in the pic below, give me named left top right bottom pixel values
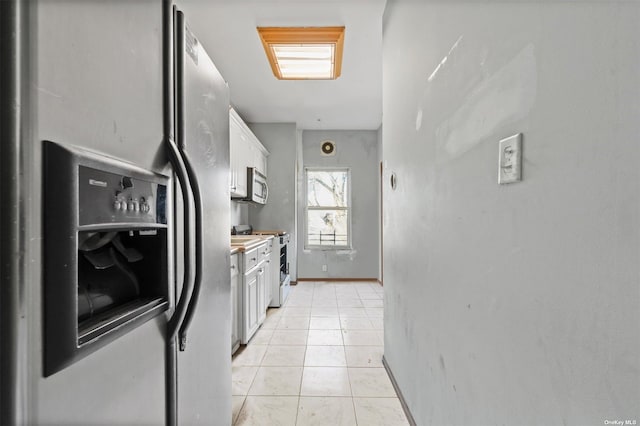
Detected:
left=307, top=209, right=348, bottom=246
left=307, top=170, right=348, bottom=207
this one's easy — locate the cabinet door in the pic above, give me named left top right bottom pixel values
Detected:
left=250, top=136, right=268, bottom=177
left=253, top=142, right=263, bottom=175
left=242, top=269, right=259, bottom=344
left=256, top=266, right=266, bottom=325
left=231, top=255, right=240, bottom=354
left=229, top=120, right=239, bottom=196
left=236, top=130, right=249, bottom=196
left=261, top=154, right=268, bottom=177
left=229, top=116, right=247, bottom=197
left=257, top=148, right=268, bottom=177
left=263, top=258, right=272, bottom=310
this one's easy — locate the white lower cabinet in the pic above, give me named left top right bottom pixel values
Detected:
left=239, top=242, right=270, bottom=344
left=230, top=253, right=240, bottom=355
left=244, top=267, right=259, bottom=342
left=236, top=237, right=279, bottom=345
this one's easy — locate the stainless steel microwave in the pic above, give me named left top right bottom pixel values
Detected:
left=243, top=167, right=268, bottom=204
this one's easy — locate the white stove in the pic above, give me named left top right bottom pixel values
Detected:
left=255, top=231, right=290, bottom=308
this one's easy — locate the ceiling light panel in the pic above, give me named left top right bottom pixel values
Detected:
left=258, top=27, right=345, bottom=80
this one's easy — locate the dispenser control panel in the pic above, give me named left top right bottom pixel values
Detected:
left=79, top=166, right=167, bottom=226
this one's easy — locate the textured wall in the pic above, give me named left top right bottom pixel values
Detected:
left=248, top=123, right=298, bottom=280
left=297, top=130, right=379, bottom=279
left=382, top=1, right=639, bottom=425
left=230, top=200, right=248, bottom=228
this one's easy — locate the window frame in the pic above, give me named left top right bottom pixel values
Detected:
left=304, top=167, right=352, bottom=250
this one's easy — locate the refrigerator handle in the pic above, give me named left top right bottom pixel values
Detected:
left=165, top=137, right=195, bottom=341
left=177, top=150, right=203, bottom=351
left=172, top=9, right=202, bottom=352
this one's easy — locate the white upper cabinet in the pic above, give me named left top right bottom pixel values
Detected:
left=229, top=108, right=269, bottom=198
left=229, top=115, right=247, bottom=197
left=251, top=138, right=269, bottom=177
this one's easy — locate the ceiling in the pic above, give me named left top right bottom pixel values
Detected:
left=179, top=0, right=386, bottom=130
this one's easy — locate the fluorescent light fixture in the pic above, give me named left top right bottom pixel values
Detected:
left=257, top=27, right=345, bottom=80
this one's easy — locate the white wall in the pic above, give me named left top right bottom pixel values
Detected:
left=230, top=201, right=248, bottom=228
left=297, top=130, right=379, bottom=279
left=382, top=1, right=639, bottom=425
left=248, top=123, right=298, bottom=280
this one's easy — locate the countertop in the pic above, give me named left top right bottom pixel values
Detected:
left=230, top=234, right=274, bottom=253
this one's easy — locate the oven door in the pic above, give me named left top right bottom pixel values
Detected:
left=251, top=170, right=268, bottom=204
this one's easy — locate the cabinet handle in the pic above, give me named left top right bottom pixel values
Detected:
left=230, top=265, right=236, bottom=269
left=251, top=257, right=257, bottom=261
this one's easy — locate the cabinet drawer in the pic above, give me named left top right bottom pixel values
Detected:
left=258, top=242, right=271, bottom=263
left=244, top=248, right=259, bottom=271
left=260, top=239, right=273, bottom=257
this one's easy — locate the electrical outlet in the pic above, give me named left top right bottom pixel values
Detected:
left=498, top=133, right=523, bottom=184
left=322, top=264, right=328, bottom=272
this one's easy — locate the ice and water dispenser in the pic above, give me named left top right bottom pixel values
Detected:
left=44, top=141, right=169, bottom=376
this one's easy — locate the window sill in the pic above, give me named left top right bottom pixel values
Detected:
left=304, top=245, right=353, bottom=251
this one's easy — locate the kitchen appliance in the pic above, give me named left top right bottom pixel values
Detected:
left=274, top=232, right=292, bottom=307
left=0, top=1, right=231, bottom=425
left=165, top=6, right=231, bottom=426
left=243, top=227, right=291, bottom=308
left=238, top=167, right=268, bottom=204
left=43, top=141, right=170, bottom=376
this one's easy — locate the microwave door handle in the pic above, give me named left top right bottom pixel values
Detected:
left=165, top=136, right=195, bottom=341
left=177, top=150, right=203, bottom=352
left=263, top=181, right=268, bottom=203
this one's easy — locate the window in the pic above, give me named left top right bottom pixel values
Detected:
left=256, top=27, right=345, bottom=80
left=305, top=168, right=350, bottom=248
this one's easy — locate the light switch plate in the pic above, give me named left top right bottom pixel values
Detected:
left=498, top=133, right=522, bottom=184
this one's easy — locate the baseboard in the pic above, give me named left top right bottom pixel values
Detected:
left=296, top=278, right=379, bottom=283
left=382, top=355, right=417, bottom=426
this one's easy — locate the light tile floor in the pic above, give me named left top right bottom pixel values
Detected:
left=232, top=281, right=409, bottom=426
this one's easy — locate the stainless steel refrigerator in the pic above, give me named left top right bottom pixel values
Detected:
left=170, top=5, right=232, bottom=426
left=0, top=1, right=231, bottom=424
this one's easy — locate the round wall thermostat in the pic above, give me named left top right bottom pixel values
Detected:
left=321, top=140, right=336, bottom=156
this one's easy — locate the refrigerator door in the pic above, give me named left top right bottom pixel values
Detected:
left=174, top=11, right=231, bottom=425
left=7, top=1, right=169, bottom=425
